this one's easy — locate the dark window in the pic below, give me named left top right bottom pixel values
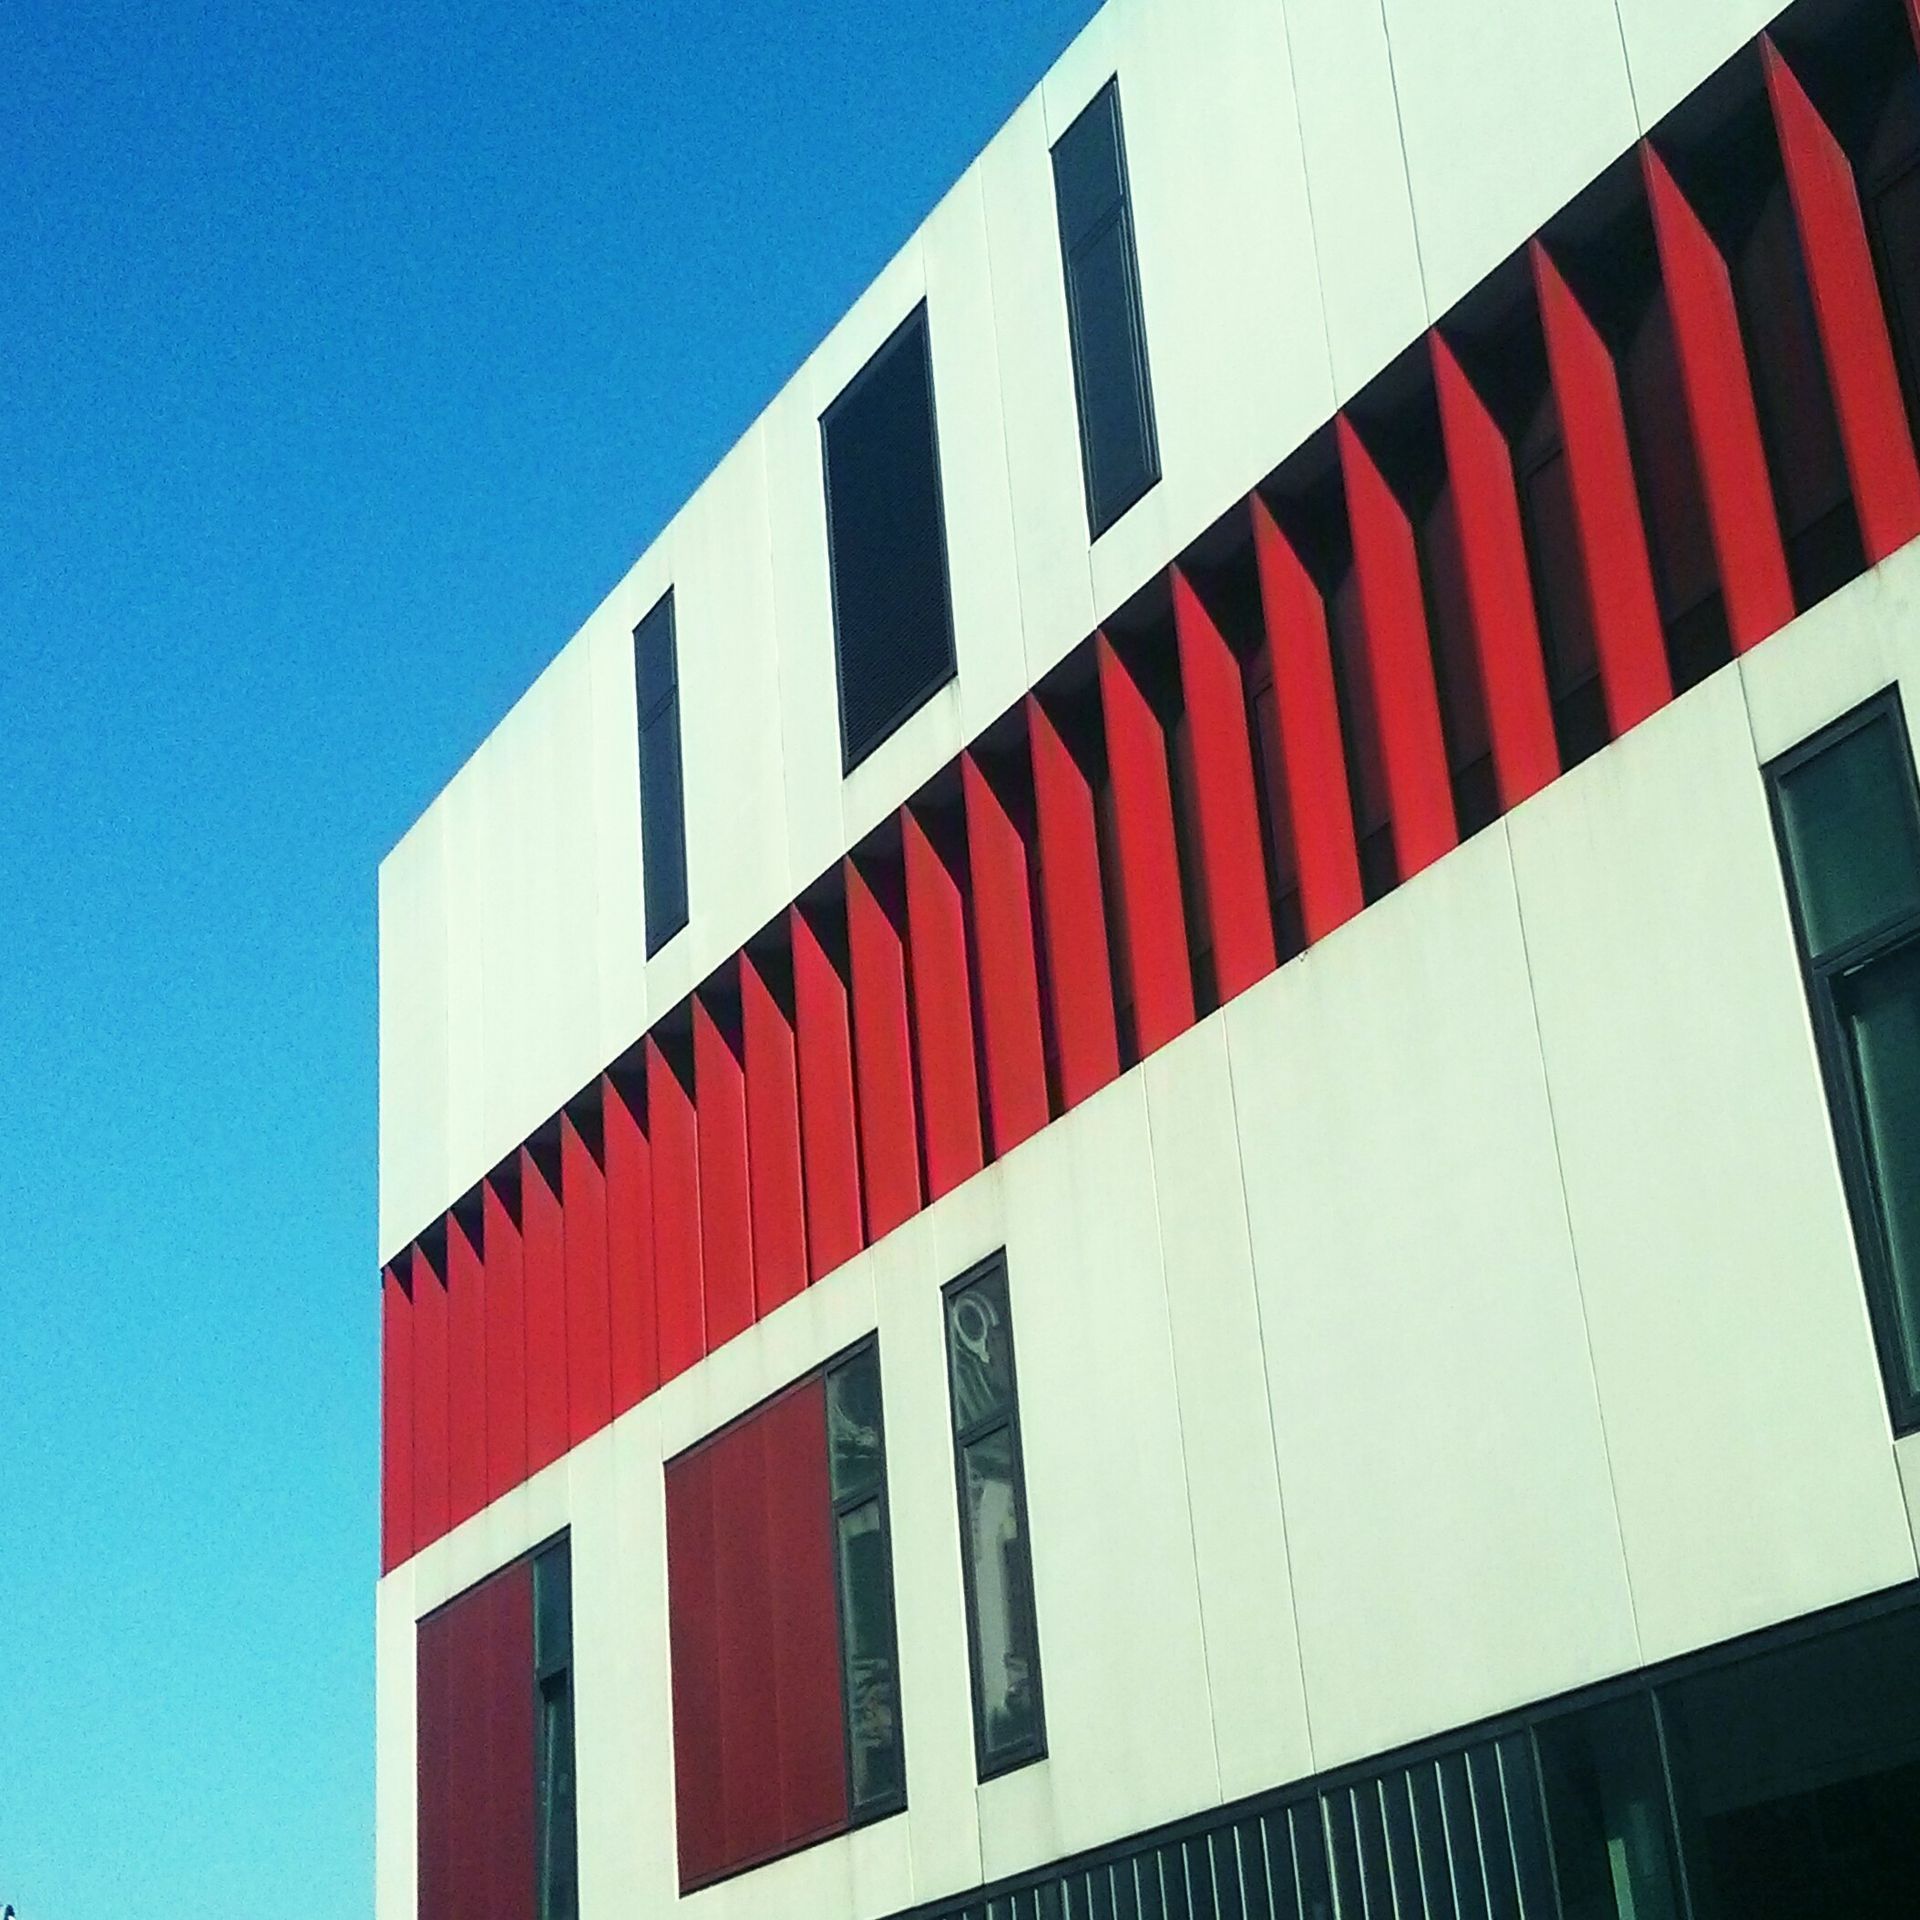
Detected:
left=1536, top=1694, right=1685, bottom=1920
left=1053, top=81, right=1160, bottom=538
left=533, top=1542, right=578, bottom=1920
left=1769, top=691, right=1920, bottom=1431
left=635, top=591, right=688, bottom=954
left=821, top=307, right=957, bottom=771
left=943, top=1257, right=1046, bottom=1776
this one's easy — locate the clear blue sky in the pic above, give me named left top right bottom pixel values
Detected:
left=0, top=3, right=1100, bottom=1911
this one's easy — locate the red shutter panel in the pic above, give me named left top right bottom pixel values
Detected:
left=740, top=952, right=809, bottom=1315
left=560, top=1113, right=613, bottom=1448
left=790, top=903, right=866, bottom=1281
left=602, top=1072, right=657, bottom=1416
left=694, top=996, right=756, bottom=1348
left=846, top=855, right=923, bottom=1239
left=666, top=1443, right=724, bottom=1890
left=519, top=1147, right=569, bottom=1476
left=445, top=1214, right=489, bottom=1532
left=481, top=1177, right=528, bottom=1504
left=411, top=1241, right=451, bottom=1553
left=649, top=1037, right=706, bottom=1386
left=903, top=806, right=986, bottom=1200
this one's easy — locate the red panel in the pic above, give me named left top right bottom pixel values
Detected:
left=789, top=905, right=865, bottom=1280
left=443, top=1571, right=487, bottom=1920
left=483, top=1562, right=537, bottom=1920
left=666, top=1442, right=723, bottom=1889
left=1764, top=37, right=1920, bottom=563
left=902, top=808, right=986, bottom=1200
left=445, top=1215, right=488, bottom=1532
left=711, top=1396, right=779, bottom=1867
left=1250, top=494, right=1365, bottom=943
left=1642, top=145, right=1796, bottom=653
left=1027, top=694, right=1121, bottom=1106
left=380, top=1264, right=413, bottom=1574
left=411, top=1241, right=450, bottom=1554
left=560, top=1113, right=613, bottom=1449
left=602, top=1073, right=657, bottom=1415
left=1336, top=416, right=1459, bottom=879
left=481, top=1179, right=527, bottom=1504
left=740, top=954, right=808, bottom=1316
left=846, top=855, right=923, bottom=1239
left=961, top=753, right=1050, bottom=1156
left=695, top=997, right=756, bottom=1348
left=1171, top=566, right=1278, bottom=999
left=1097, top=634, right=1196, bottom=1054
left=649, top=1037, right=706, bottom=1384
left=1430, top=335, right=1562, bottom=807
left=416, top=1604, right=453, bottom=1920
left=519, top=1147, right=569, bottom=1476
left=1532, top=241, right=1674, bottom=734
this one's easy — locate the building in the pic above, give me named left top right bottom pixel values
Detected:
left=374, top=0, right=1920, bottom=1911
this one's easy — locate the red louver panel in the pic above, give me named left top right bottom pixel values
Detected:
left=649, top=1037, right=705, bottom=1385
left=1336, top=417, right=1459, bottom=878
left=519, top=1147, right=568, bottom=1477
left=694, top=998, right=756, bottom=1349
left=411, top=1242, right=450, bottom=1554
left=1430, top=335, right=1561, bottom=806
left=416, top=1597, right=453, bottom=1920
left=1028, top=694, right=1121, bottom=1106
left=846, top=856, right=923, bottom=1239
left=381, top=1264, right=413, bottom=1574
left=789, top=905, right=864, bottom=1281
left=1532, top=241, right=1673, bottom=735
left=1171, top=566, right=1277, bottom=998
left=1251, top=495, right=1365, bottom=942
left=483, top=1563, right=538, bottom=1920
left=602, top=1073, right=657, bottom=1416
left=560, top=1114, right=613, bottom=1449
left=1097, top=633, right=1196, bottom=1053
left=740, top=954, right=808, bottom=1316
left=1764, top=37, right=1920, bottom=562
left=666, top=1441, right=723, bottom=1890
left=712, top=1394, right=779, bottom=1864
left=961, top=753, right=1050, bottom=1156
left=903, top=808, right=985, bottom=1200
left=1642, top=146, right=1796, bottom=652
left=445, top=1215, right=488, bottom=1533
left=481, top=1178, right=527, bottom=1504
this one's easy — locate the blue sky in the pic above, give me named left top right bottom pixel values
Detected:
left=0, top=2, right=1099, bottom=1910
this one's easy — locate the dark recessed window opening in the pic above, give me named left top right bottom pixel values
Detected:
left=822, top=306, right=958, bottom=772
left=1053, top=79, right=1161, bottom=539
left=636, top=591, right=688, bottom=955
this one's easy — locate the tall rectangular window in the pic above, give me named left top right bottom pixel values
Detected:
left=821, top=307, right=957, bottom=772
left=1769, top=689, right=1920, bottom=1430
left=1053, top=79, right=1160, bottom=539
left=943, top=1256, right=1045, bottom=1776
left=636, top=590, right=688, bottom=955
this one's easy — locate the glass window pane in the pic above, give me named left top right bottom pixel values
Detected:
left=948, top=1265, right=1017, bottom=1430
left=835, top=1497, right=904, bottom=1813
left=962, top=1427, right=1044, bottom=1764
left=827, top=1345, right=886, bottom=1502
left=1778, top=712, right=1920, bottom=957
left=538, top=1673, right=579, bottom=1920
left=1536, top=1698, right=1682, bottom=1920
left=534, top=1542, right=571, bottom=1674
left=1053, top=83, right=1125, bottom=250
left=1070, top=212, right=1157, bottom=528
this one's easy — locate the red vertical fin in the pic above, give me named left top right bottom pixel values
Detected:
left=1764, top=37, right=1920, bottom=562
left=410, top=1240, right=450, bottom=1553
left=602, top=1072, right=657, bottom=1414
left=445, top=1214, right=488, bottom=1532
left=961, top=752, right=1050, bottom=1155
left=1532, top=242, right=1674, bottom=733
left=1251, top=495, right=1365, bottom=942
left=1171, top=566, right=1278, bottom=999
left=789, top=904, right=865, bottom=1280
left=481, top=1176, right=527, bottom=1503
left=902, top=806, right=985, bottom=1200
left=648, top=1036, right=705, bottom=1385
left=694, top=995, right=756, bottom=1349
left=1430, top=336, right=1562, bottom=805
left=560, top=1112, right=613, bottom=1447
left=846, top=854, right=923, bottom=1238
left=740, top=953, right=808, bottom=1315
left=1027, top=694, right=1121, bottom=1105
left=519, top=1146, right=568, bottom=1476
left=380, top=1263, right=413, bottom=1573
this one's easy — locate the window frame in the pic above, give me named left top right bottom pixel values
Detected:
left=940, top=1253, right=1048, bottom=1780
left=635, top=589, right=689, bottom=957
left=1766, top=685, right=1920, bottom=1434
left=531, top=1535, right=578, bottom=1920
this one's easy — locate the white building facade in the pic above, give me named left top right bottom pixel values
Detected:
left=376, top=0, right=1920, bottom=1913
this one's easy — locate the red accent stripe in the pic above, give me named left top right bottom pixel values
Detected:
left=410, top=1241, right=450, bottom=1553
left=962, top=752, right=1050, bottom=1155
left=1642, top=146, right=1796, bottom=653
left=380, top=1263, right=412, bottom=1573
left=1532, top=241, right=1673, bottom=734
left=560, top=1113, right=613, bottom=1448
left=602, top=1073, right=657, bottom=1414
left=789, top=905, right=865, bottom=1280
left=649, top=1037, right=706, bottom=1385
left=846, top=855, right=923, bottom=1238
left=1171, top=566, right=1277, bottom=998
left=1337, top=416, right=1459, bottom=878
left=903, top=807, right=986, bottom=1199
left=1764, top=37, right=1920, bottom=563
left=519, top=1147, right=569, bottom=1476
left=1251, top=494, right=1365, bottom=942
left=481, top=1178, right=527, bottom=1503
left=1430, top=335, right=1561, bottom=806
left=740, top=954, right=808, bottom=1315
left=1027, top=694, right=1121, bottom=1105
left=694, top=997, right=756, bottom=1348
left=445, top=1214, right=488, bottom=1532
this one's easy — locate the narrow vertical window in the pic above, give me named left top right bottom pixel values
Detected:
left=1769, top=690, right=1920, bottom=1430
left=1053, top=80, right=1160, bottom=538
left=636, top=590, right=688, bottom=955
left=534, top=1540, right=579, bottom=1920
left=943, top=1256, right=1046, bottom=1776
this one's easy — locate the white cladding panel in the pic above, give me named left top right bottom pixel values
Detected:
left=378, top=814, right=450, bottom=1260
